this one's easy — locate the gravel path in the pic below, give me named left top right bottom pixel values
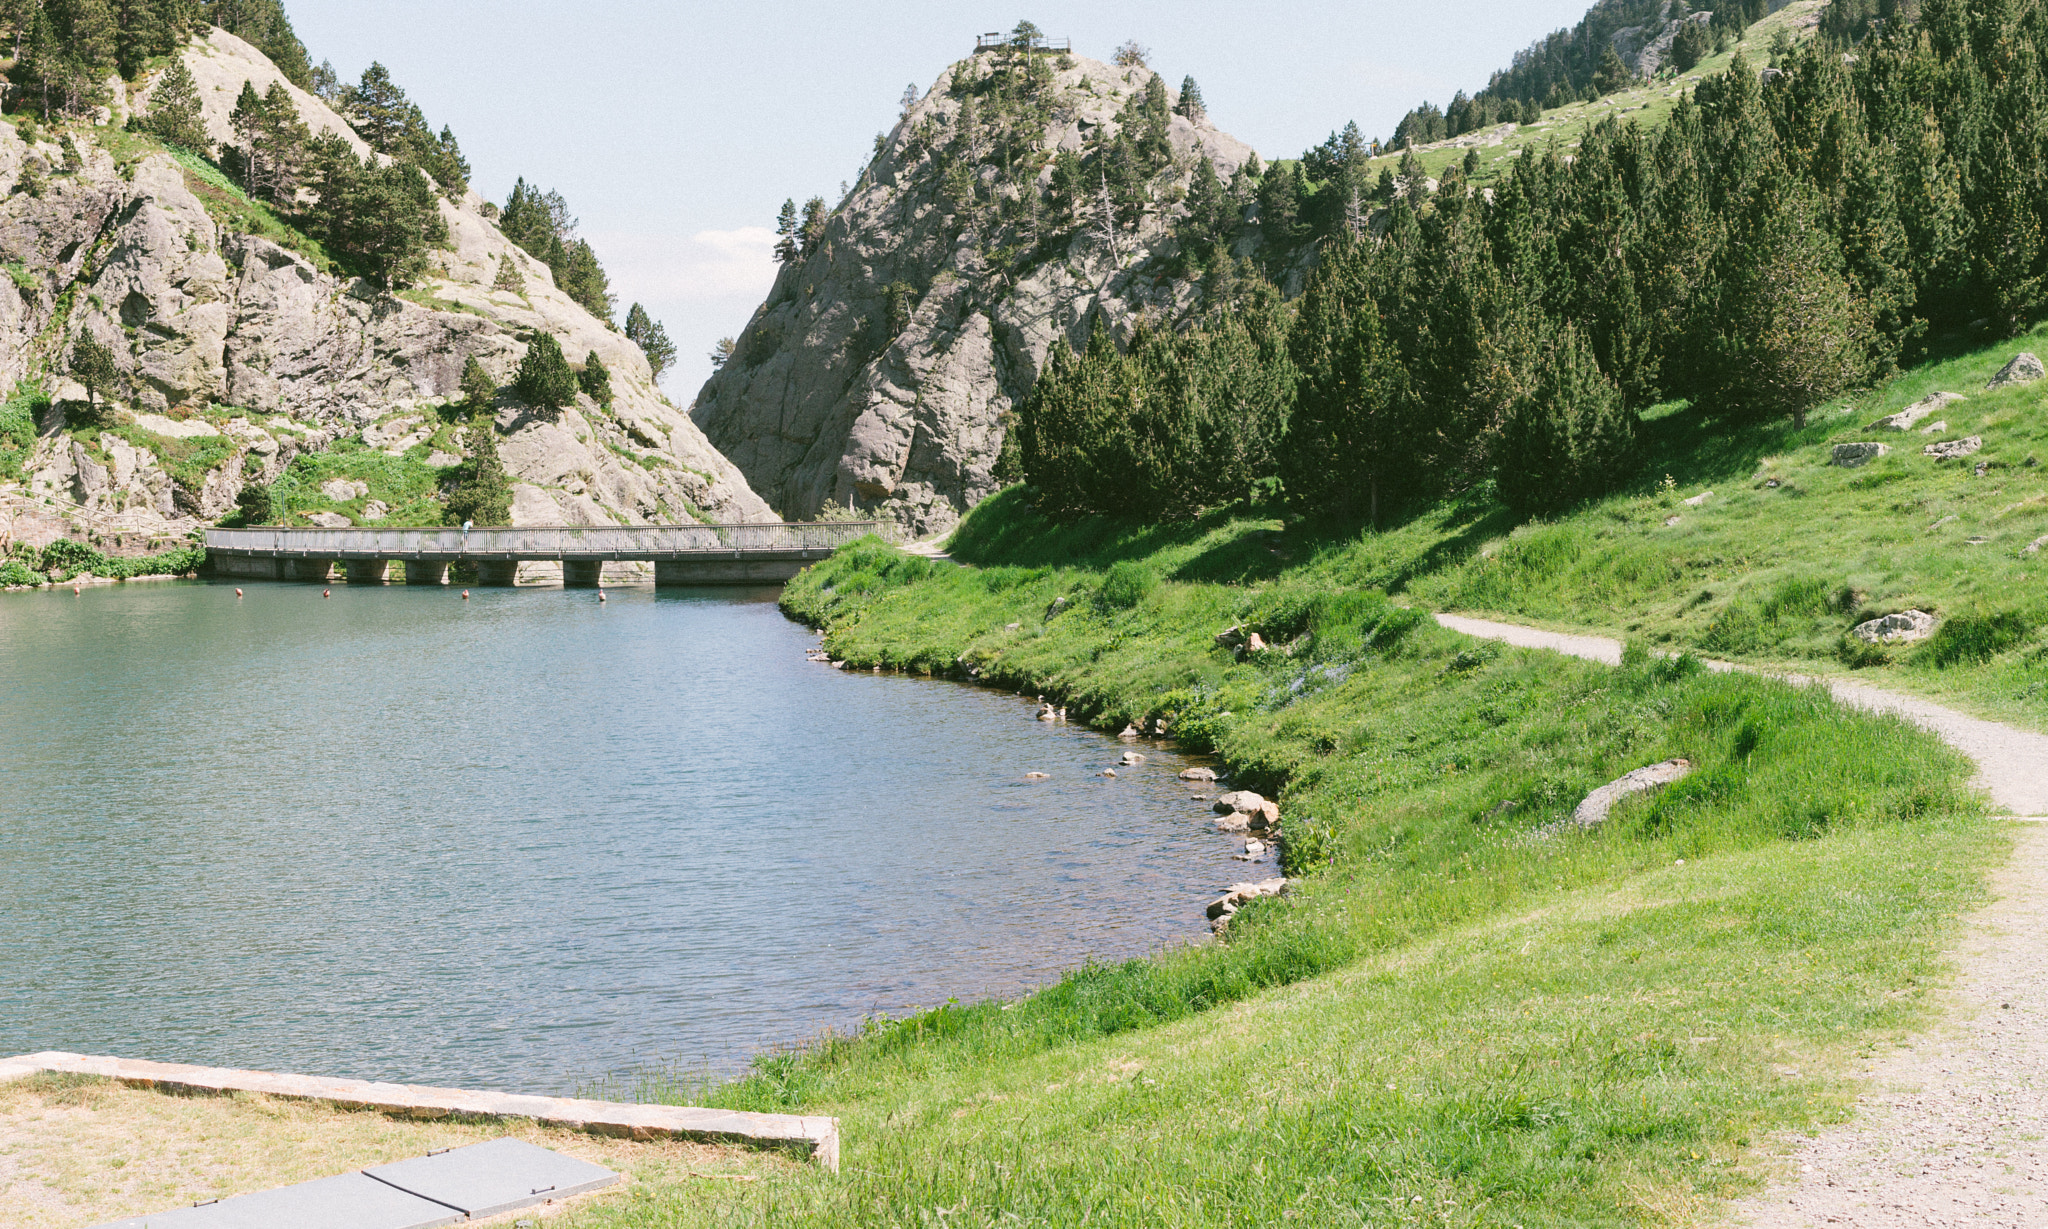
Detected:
left=1432, top=611, right=2048, bottom=1226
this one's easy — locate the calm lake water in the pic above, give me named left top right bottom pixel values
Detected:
left=0, top=579, right=1251, bottom=1092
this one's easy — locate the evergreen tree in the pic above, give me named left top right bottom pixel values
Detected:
left=459, top=355, right=496, bottom=413
left=1592, top=45, right=1634, bottom=94
left=68, top=333, right=119, bottom=408
left=1176, top=156, right=1229, bottom=251
left=578, top=349, right=613, bottom=407
left=341, top=62, right=411, bottom=153
left=234, top=479, right=274, bottom=525
left=426, top=125, right=469, bottom=198
left=800, top=196, right=829, bottom=255
left=442, top=419, right=511, bottom=526
left=142, top=54, right=209, bottom=151
left=625, top=304, right=677, bottom=380
left=115, top=0, right=166, bottom=78
left=558, top=239, right=614, bottom=322
left=1671, top=18, right=1711, bottom=72
left=304, top=140, right=449, bottom=289
left=1494, top=322, right=1637, bottom=516
left=492, top=252, right=524, bottom=294
left=1283, top=237, right=1419, bottom=523
left=514, top=331, right=577, bottom=416
left=1702, top=179, right=1873, bottom=426
left=53, top=0, right=118, bottom=78
left=773, top=198, right=799, bottom=263
left=708, top=336, right=736, bottom=370
left=1176, top=75, right=1205, bottom=120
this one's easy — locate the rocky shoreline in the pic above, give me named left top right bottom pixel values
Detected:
left=803, top=629, right=1295, bottom=938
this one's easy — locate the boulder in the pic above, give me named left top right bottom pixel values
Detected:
left=1924, top=436, right=1983, bottom=461
left=304, top=511, right=351, bottom=528
left=1213, top=625, right=1246, bottom=649
left=1179, top=767, right=1218, bottom=782
left=1118, top=724, right=1140, bottom=740
left=1987, top=352, right=2045, bottom=390
left=1832, top=442, right=1891, bottom=467
left=1036, top=703, right=1057, bottom=722
left=1569, top=758, right=1694, bottom=828
left=1100, top=768, right=1117, bottom=778
left=1119, top=750, right=1145, bottom=765
left=1920, top=420, right=1948, bottom=435
left=1854, top=609, right=1937, bottom=644
left=360, top=499, right=389, bottom=521
left=1245, top=632, right=1268, bottom=653
left=1214, top=790, right=1267, bottom=815
left=1205, top=877, right=1295, bottom=921
left=320, top=478, right=368, bottom=501
left=1682, top=490, right=1713, bottom=506
left=1214, top=812, right=1251, bottom=832
left=1876, top=392, right=1964, bottom=431
left=1024, top=771, right=1049, bottom=779
left=2028, top=535, right=2048, bottom=555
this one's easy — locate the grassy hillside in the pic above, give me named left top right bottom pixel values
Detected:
left=1372, top=0, right=1829, bottom=187
left=543, top=342, right=2048, bottom=1225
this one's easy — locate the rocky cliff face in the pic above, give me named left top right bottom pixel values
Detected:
left=691, top=51, right=1256, bottom=538
left=0, top=28, right=770, bottom=557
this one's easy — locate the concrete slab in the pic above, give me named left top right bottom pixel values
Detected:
left=0, top=1051, right=838, bottom=1169
left=90, top=1171, right=460, bottom=1229
left=367, top=1137, right=619, bottom=1217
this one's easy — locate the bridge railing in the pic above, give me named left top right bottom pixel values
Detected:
left=204, top=523, right=891, bottom=558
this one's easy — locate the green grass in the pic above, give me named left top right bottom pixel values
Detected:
left=1370, top=0, right=1827, bottom=188
left=101, top=424, right=236, bottom=495
left=0, top=380, right=44, bottom=483
left=269, top=441, right=446, bottom=527
left=543, top=493, right=2003, bottom=1225
left=166, top=149, right=335, bottom=274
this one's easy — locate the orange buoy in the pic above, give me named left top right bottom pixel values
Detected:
left=72, top=585, right=80, bottom=595
left=235, top=588, right=244, bottom=597
left=322, top=589, right=331, bottom=598
left=461, top=590, right=470, bottom=600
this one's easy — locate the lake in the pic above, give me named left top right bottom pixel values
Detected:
left=0, top=579, right=1253, bottom=1092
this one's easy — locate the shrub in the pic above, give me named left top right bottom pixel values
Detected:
left=514, top=332, right=578, bottom=416
left=0, top=560, right=38, bottom=586
left=1098, top=560, right=1156, bottom=609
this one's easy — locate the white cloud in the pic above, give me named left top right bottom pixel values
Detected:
left=587, top=226, right=779, bottom=304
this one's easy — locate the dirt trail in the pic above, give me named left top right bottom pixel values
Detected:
left=1432, top=611, right=2048, bottom=1225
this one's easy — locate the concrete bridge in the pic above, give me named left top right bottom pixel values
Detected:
left=204, top=523, right=886, bottom=587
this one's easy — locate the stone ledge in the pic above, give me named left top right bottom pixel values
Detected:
left=0, top=1051, right=839, bottom=1171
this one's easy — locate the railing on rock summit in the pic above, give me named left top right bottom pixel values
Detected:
left=204, top=523, right=889, bottom=559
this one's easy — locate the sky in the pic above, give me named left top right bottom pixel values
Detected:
left=286, top=0, right=1595, bottom=398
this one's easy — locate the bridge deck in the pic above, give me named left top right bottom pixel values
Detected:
left=204, top=523, right=885, bottom=562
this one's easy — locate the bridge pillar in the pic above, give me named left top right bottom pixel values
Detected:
left=406, top=560, right=448, bottom=585
left=290, top=557, right=335, bottom=582
left=561, top=560, right=602, bottom=587
left=345, top=559, right=388, bottom=585
left=475, top=560, right=519, bottom=587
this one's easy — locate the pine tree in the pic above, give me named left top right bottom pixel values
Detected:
left=459, top=355, right=496, bottom=414
left=1176, top=75, right=1205, bottom=120
left=492, top=252, right=525, bottom=294
left=234, top=480, right=274, bottom=525
left=343, top=62, right=412, bottom=153
left=773, top=198, right=799, bottom=263
left=800, top=196, right=829, bottom=255
left=142, top=54, right=208, bottom=151
left=1705, top=179, right=1873, bottom=427
left=204, top=0, right=311, bottom=88
left=69, top=333, right=120, bottom=409
left=708, top=337, right=735, bottom=370
left=115, top=0, right=166, bottom=78
left=558, top=239, right=614, bottom=322
left=514, top=332, right=577, bottom=416
left=1670, top=18, right=1710, bottom=72
left=1282, top=237, right=1418, bottom=523
left=54, top=0, right=118, bottom=78
left=625, top=304, right=677, bottom=380
left=578, top=350, right=613, bottom=408
left=426, top=126, right=469, bottom=198
left=443, top=419, right=511, bottom=526
left=1494, top=322, right=1637, bottom=516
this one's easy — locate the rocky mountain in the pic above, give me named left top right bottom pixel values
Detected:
left=1, top=27, right=770, bottom=559
left=692, top=48, right=1256, bottom=538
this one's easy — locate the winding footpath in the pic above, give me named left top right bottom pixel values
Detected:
left=1433, top=612, right=2048, bottom=1226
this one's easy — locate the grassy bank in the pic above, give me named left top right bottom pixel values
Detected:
left=562, top=463, right=2005, bottom=1223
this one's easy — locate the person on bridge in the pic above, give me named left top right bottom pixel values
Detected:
left=461, top=520, right=473, bottom=549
